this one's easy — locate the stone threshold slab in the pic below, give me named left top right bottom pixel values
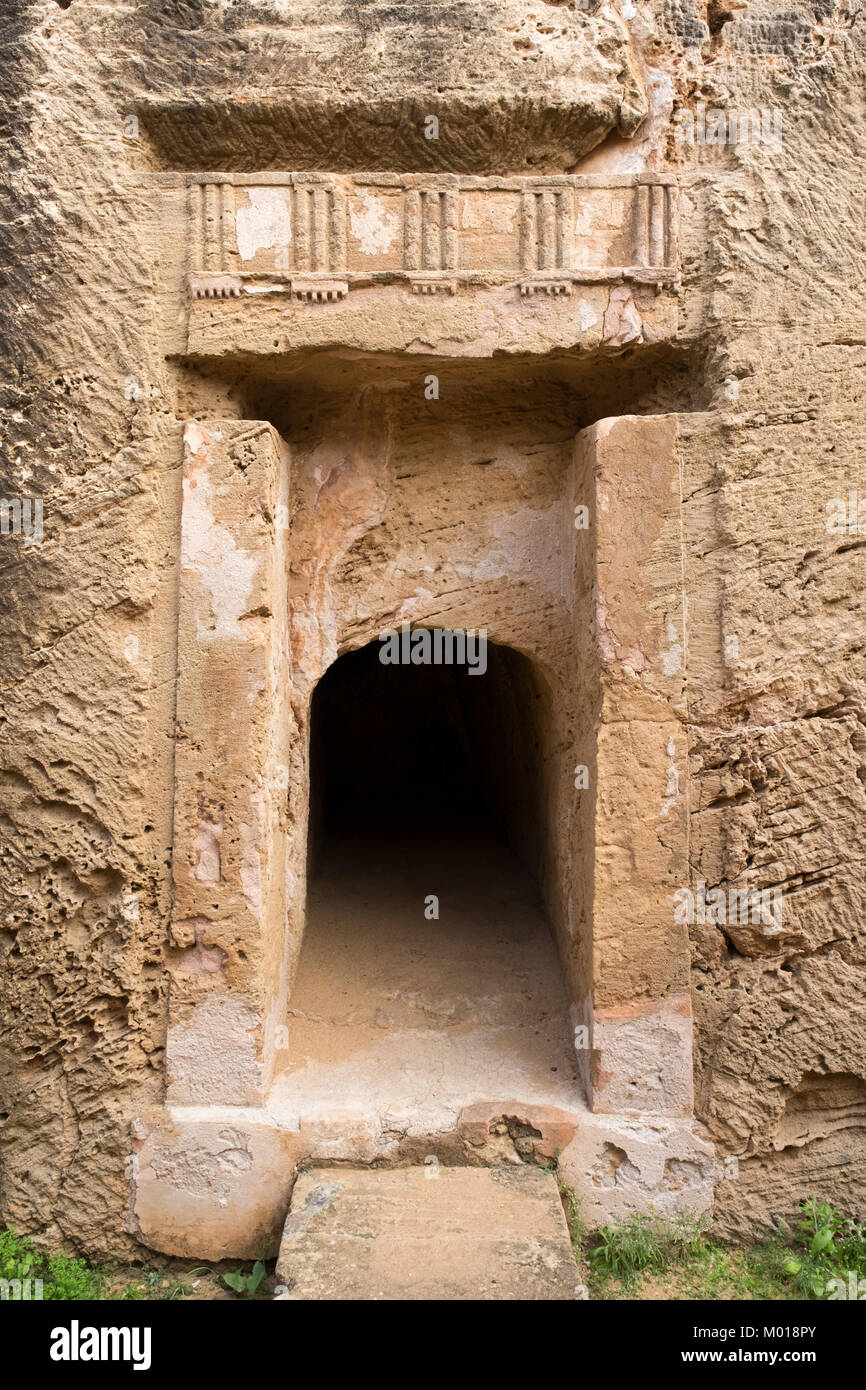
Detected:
left=276, top=1165, right=578, bottom=1301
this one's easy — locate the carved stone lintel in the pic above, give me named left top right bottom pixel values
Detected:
left=290, top=278, right=349, bottom=303
left=186, top=268, right=681, bottom=310
left=188, top=272, right=243, bottom=299
left=519, top=277, right=573, bottom=298
left=409, top=276, right=457, bottom=295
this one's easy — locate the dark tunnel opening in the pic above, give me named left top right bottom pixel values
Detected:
left=307, top=634, right=549, bottom=887
left=278, top=632, right=581, bottom=1116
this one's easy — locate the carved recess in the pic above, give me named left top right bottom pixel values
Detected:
left=186, top=173, right=680, bottom=304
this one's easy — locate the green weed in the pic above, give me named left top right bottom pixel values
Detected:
left=222, top=1260, right=266, bottom=1297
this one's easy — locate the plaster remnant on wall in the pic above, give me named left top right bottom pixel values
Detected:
left=166, top=995, right=263, bottom=1106
left=603, top=286, right=642, bottom=345
left=593, top=999, right=694, bottom=1116
left=150, top=1128, right=254, bottom=1199
left=660, top=737, right=680, bottom=819
left=661, top=618, right=683, bottom=676
left=236, top=187, right=293, bottom=262
left=349, top=190, right=399, bottom=256
left=182, top=425, right=259, bottom=642
left=594, top=583, right=617, bottom=663
left=582, top=67, right=675, bottom=175
left=473, top=504, right=571, bottom=603
left=239, top=807, right=264, bottom=921
left=577, top=298, right=599, bottom=331
left=121, top=891, right=140, bottom=925
left=192, top=818, right=222, bottom=884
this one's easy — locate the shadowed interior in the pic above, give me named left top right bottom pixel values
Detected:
left=271, top=637, right=582, bottom=1132
left=308, top=637, right=548, bottom=877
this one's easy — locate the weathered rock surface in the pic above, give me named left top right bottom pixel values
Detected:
left=276, top=1165, right=578, bottom=1300
left=0, top=0, right=864, bottom=1258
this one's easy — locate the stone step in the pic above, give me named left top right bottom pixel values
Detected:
left=276, top=1165, right=578, bottom=1300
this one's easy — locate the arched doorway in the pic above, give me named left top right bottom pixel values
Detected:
left=274, top=634, right=581, bottom=1136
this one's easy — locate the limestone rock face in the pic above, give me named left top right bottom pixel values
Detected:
left=137, top=0, right=649, bottom=172
left=0, top=0, right=864, bottom=1259
left=275, top=1166, right=578, bottom=1300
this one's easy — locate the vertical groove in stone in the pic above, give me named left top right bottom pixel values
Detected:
left=556, top=188, right=572, bottom=271
left=190, top=181, right=204, bottom=271
left=204, top=182, right=221, bottom=271
left=294, top=185, right=310, bottom=272
left=539, top=189, right=556, bottom=270
left=330, top=184, right=347, bottom=272
left=221, top=180, right=236, bottom=270
left=404, top=189, right=422, bottom=271
left=634, top=184, right=650, bottom=267
left=520, top=190, right=538, bottom=272
left=665, top=183, right=680, bottom=268
left=650, top=184, right=665, bottom=267
left=442, top=190, right=458, bottom=270
left=422, top=189, right=442, bottom=271
left=312, top=186, right=328, bottom=271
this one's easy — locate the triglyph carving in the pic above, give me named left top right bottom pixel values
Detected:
left=186, top=173, right=680, bottom=305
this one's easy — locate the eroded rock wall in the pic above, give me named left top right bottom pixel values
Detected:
left=0, top=0, right=864, bottom=1254
left=669, top=5, right=866, bottom=1235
